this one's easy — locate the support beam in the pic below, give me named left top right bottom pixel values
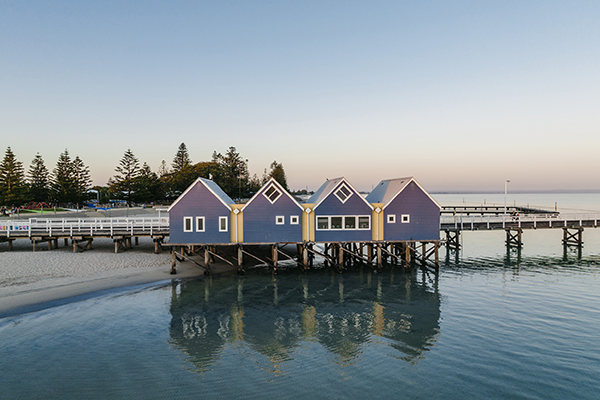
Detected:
left=563, top=227, right=584, bottom=247
left=505, top=228, right=523, bottom=248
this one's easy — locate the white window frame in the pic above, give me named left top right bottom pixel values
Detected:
left=334, top=184, right=353, bottom=204
left=315, top=215, right=371, bottom=230
left=183, top=216, right=193, bottom=232
left=290, top=215, right=299, bottom=225
left=219, top=216, right=228, bottom=232
left=401, top=214, right=410, bottom=223
left=263, top=183, right=282, bottom=204
left=387, top=214, right=396, bottom=224
left=276, top=215, right=285, bottom=225
left=196, top=216, right=205, bottom=232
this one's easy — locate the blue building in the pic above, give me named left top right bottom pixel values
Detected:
left=366, top=177, right=440, bottom=241
left=168, top=178, right=234, bottom=245
left=305, top=177, right=373, bottom=242
left=240, top=178, right=304, bottom=243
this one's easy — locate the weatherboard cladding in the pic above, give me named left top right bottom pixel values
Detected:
left=169, top=180, right=232, bottom=244
left=380, top=181, right=440, bottom=241
left=241, top=181, right=303, bottom=243
left=312, top=179, right=373, bottom=242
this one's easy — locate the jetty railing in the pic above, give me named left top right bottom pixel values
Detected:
left=440, top=213, right=600, bottom=231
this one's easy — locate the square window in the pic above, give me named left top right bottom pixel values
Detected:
left=401, top=214, right=410, bottom=223
left=344, top=216, right=356, bottom=229
left=387, top=214, right=396, bottom=224
left=263, top=184, right=282, bottom=203
left=317, top=217, right=329, bottom=230
left=219, top=216, right=228, bottom=232
left=334, top=184, right=353, bottom=203
left=276, top=216, right=285, bottom=225
left=358, top=216, right=370, bottom=229
left=196, top=216, right=205, bottom=232
left=290, top=216, right=299, bottom=225
left=184, top=217, right=193, bottom=232
left=331, top=216, right=343, bottom=229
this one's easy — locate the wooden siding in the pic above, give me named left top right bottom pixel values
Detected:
left=383, top=181, right=440, bottom=241
left=169, top=182, right=232, bottom=244
left=313, top=183, right=372, bottom=242
left=243, top=189, right=302, bottom=243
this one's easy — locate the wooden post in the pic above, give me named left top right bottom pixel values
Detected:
left=405, top=243, right=411, bottom=268
left=54, top=238, right=58, bottom=249
left=170, top=250, right=177, bottom=274
left=238, top=245, right=243, bottom=272
left=338, top=244, right=344, bottom=271
left=434, top=243, right=439, bottom=269
left=303, top=245, right=309, bottom=268
left=8, top=239, right=13, bottom=251
left=135, top=236, right=139, bottom=246
left=47, top=240, right=52, bottom=251
left=73, top=240, right=78, bottom=253
left=421, top=243, right=426, bottom=265
left=86, top=239, right=93, bottom=250
left=376, top=244, right=382, bottom=270
left=204, top=247, right=210, bottom=268
left=32, top=240, right=36, bottom=252
left=64, top=238, right=68, bottom=246
left=272, top=244, right=278, bottom=269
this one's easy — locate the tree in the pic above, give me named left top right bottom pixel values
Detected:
left=132, top=162, right=162, bottom=204
left=172, top=143, right=191, bottom=172
left=0, top=147, right=28, bottom=206
left=212, top=146, right=249, bottom=199
left=27, top=153, right=50, bottom=203
left=51, top=149, right=77, bottom=204
left=72, top=155, right=92, bottom=206
left=109, top=148, right=140, bottom=206
left=268, top=160, right=288, bottom=191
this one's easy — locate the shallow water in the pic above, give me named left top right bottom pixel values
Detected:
left=1, top=193, right=600, bottom=399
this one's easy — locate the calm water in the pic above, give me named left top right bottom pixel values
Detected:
left=1, top=193, right=600, bottom=399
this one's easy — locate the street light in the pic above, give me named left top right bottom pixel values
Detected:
left=504, top=180, right=510, bottom=218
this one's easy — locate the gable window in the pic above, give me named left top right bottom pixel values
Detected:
left=401, top=214, right=410, bottom=223
left=317, top=217, right=329, bottom=230
left=184, top=217, right=193, bottom=232
left=387, top=214, right=396, bottom=224
left=334, top=184, right=353, bottom=203
left=263, top=184, right=282, bottom=204
left=196, top=217, right=205, bottom=232
left=219, top=216, right=228, bottom=232
left=290, top=215, right=299, bottom=225
left=276, top=216, right=285, bottom=225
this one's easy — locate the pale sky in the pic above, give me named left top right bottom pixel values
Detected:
left=2, top=1, right=599, bottom=193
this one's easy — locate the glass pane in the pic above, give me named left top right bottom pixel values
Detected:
left=185, top=218, right=191, bottom=231
left=317, top=217, right=329, bottom=230
left=265, top=186, right=276, bottom=197
left=269, top=190, right=281, bottom=202
left=344, top=216, right=356, bottom=229
left=336, top=189, right=347, bottom=201
left=358, top=216, right=370, bottom=229
left=220, top=218, right=227, bottom=230
left=340, top=186, right=351, bottom=197
left=196, top=218, right=203, bottom=231
left=331, top=217, right=342, bottom=229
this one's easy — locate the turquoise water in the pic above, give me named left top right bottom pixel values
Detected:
left=1, top=193, right=600, bottom=399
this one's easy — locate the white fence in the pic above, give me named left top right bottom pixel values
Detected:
left=440, top=213, right=600, bottom=230
left=0, top=217, right=169, bottom=237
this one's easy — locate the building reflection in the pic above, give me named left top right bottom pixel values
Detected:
left=169, top=269, right=440, bottom=372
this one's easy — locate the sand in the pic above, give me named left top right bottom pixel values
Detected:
left=0, top=235, right=235, bottom=317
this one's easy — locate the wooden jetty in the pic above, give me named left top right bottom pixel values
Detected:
left=0, top=217, right=169, bottom=253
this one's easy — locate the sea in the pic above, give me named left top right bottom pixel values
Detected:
left=1, top=193, right=599, bottom=399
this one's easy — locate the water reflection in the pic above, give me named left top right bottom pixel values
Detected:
left=169, top=269, right=441, bottom=372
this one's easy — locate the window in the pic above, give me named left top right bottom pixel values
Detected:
left=401, top=214, right=410, bottom=223
left=344, top=216, right=356, bottom=229
left=219, top=216, right=228, bottom=232
left=290, top=215, right=299, bottom=225
left=196, top=216, right=205, bottom=232
left=331, top=216, right=343, bottom=229
left=276, top=216, right=285, bottom=225
left=334, top=184, right=353, bottom=203
left=358, top=216, right=370, bottom=229
left=387, top=214, right=396, bottom=224
left=263, top=184, right=282, bottom=204
left=317, top=217, right=329, bottom=230
left=184, top=217, right=193, bottom=232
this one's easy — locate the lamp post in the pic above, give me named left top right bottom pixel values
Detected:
left=504, top=180, right=510, bottom=218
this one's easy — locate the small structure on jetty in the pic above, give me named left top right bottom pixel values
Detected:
left=167, top=176, right=442, bottom=276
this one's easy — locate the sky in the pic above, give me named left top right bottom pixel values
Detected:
left=1, top=0, right=600, bottom=193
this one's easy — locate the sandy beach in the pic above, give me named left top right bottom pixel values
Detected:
left=0, top=215, right=236, bottom=317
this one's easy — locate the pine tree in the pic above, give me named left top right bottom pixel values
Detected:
left=28, top=153, right=50, bottom=203
left=51, top=149, right=77, bottom=204
left=0, top=147, right=28, bottom=206
left=212, top=146, right=249, bottom=199
left=172, top=143, right=191, bottom=172
left=73, top=155, right=92, bottom=207
left=133, top=162, right=162, bottom=203
left=268, top=160, right=288, bottom=191
left=109, top=148, right=140, bottom=206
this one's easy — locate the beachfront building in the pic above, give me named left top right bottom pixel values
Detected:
left=366, top=177, right=440, bottom=241
left=240, top=178, right=304, bottom=243
left=303, top=177, right=373, bottom=242
left=168, top=177, right=234, bottom=245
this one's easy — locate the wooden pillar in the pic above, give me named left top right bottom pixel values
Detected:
left=64, top=238, right=69, bottom=246
left=338, top=244, right=344, bottom=271
left=303, top=245, right=309, bottom=268
left=135, top=236, right=139, bottom=246
left=421, top=243, right=426, bottom=265
left=47, top=240, right=52, bottom=251
left=376, top=244, right=382, bottom=270
left=114, top=240, right=119, bottom=253
left=54, top=238, right=58, bottom=248
left=154, top=239, right=160, bottom=254
left=434, top=243, right=439, bottom=269
left=86, top=239, right=93, bottom=250
left=238, top=246, right=243, bottom=270
left=272, top=245, right=278, bottom=269
left=73, top=240, right=79, bottom=253
left=204, top=247, right=210, bottom=268
left=170, top=250, right=177, bottom=274
left=405, top=243, right=411, bottom=268
left=8, top=239, right=13, bottom=251
left=32, top=240, right=36, bottom=252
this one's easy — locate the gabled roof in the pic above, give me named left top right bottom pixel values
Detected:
left=167, top=177, right=234, bottom=212
left=307, top=177, right=374, bottom=210
left=241, top=177, right=304, bottom=212
left=366, top=177, right=441, bottom=210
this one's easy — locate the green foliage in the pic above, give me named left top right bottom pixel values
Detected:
left=211, top=147, right=249, bottom=200
left=73, top=155, right=92, bottom=205
left=0, top=147, right=28, bottom=206
left=109, top=148, right=140, bottom=206
left=50, top=150, right=92, bottom=206
left=132, top=162, right=163, bottom=203
left=172, top=143, right=191, bottom=172
left=28, top=153, right=50, bottom=202
left=268, top=160, right=288, bottom=191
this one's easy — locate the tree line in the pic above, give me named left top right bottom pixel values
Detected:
left=0, top=144, right=288, bottom=207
